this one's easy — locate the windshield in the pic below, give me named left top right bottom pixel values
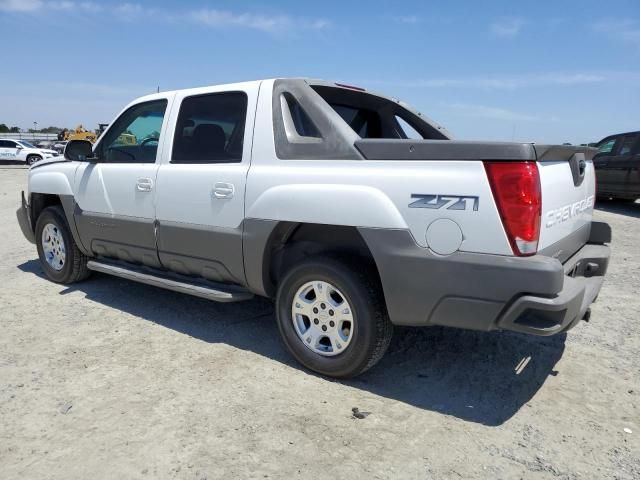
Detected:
left=17, top=141, right=35, bottom=148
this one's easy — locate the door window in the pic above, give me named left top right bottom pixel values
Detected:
left=596, top=137, right=618, bottom=156
left=171, top=92, right=248, bottom=164
left=97, top=99, right=167, bottom=164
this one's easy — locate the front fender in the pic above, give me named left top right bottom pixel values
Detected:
left=246, top=184, right=408, bottom=229
left=29, top=170, right=74, bottom=196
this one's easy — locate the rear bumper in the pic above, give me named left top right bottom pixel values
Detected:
left=359, top=222, right=611, bottom=336
left=496, top=243, right=609, bottom=335
left=16, top=191, right=35, bottom=244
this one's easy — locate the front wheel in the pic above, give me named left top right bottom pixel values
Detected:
left=276, top=256, right=392, bottom=378
left=35, top=206, right=90, bottom=284
left=26, top=155, right=42, bottom=166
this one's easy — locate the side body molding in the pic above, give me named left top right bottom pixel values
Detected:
left=246, top=184, right=408, bottom=230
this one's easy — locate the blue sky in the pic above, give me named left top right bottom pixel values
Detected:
left=1, top=0, right=638, bottom=144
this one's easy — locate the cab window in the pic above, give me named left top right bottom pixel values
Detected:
left=97, top=100, right=167, bottom=163
left=171, top=92, right=248, bottom=164
left=618, top=135, right=639, bottom=156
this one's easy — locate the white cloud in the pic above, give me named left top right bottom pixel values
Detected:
left=594, top=18, right=640, bottom=49
left=447, top=103, right=543, bottom=122
left=189, top=9, right=329, bottom=33
left=0, top=0, right=43, bottom=11
left=490, top=17, right=525, bottom=38
left=376, top=73, right=607, bottom=90
left=0, top=0, right=102, bottom=12
left=393, top=15, right=420, bottom=25
left=0, top=1, right=329, bottom=34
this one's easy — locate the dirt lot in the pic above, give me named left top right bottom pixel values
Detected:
left=0, top=165, right=638, bottom=479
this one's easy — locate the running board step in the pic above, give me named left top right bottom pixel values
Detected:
left=87, top=260, right=253, bottom=303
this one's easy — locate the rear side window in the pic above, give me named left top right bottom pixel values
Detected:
left=172, top=92, right=248, bottom=164
left=618, top=135, right=639, bottom=156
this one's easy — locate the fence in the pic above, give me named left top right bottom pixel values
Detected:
left=0, top=133, right=59, bottom=142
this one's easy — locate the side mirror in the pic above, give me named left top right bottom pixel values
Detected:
left=16, top=145, right=23, bottom=150
left=64, top=140, right=95, bottom=162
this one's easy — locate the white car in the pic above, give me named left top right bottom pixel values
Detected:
left=16, top=78, right=611, bottom=378
left=0, top=139, right=59, bottom=165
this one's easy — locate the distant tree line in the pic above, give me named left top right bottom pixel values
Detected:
left=0, top=124, right=69, bottom=134
left=0, top=124, right=20, bottom=133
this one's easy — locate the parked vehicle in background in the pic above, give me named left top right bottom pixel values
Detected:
left=36, top=140, right=56, bottom=150
left=16, top=79, right=611, bottom=377
left=594, top=131, right=640, bottom=202
left=52, top=141, right=68, bottom=154
left=62, top=125, right=97, bottom=143
left=0, top=139, right=59, bottom=165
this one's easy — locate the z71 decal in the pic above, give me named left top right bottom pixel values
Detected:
left=409, top=194, right=479, bottom=211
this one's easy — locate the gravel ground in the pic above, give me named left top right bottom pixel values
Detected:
left=0, top=165, right=638, bottom=479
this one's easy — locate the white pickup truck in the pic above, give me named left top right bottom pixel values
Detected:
left=16, top=79, right=611, bottom=377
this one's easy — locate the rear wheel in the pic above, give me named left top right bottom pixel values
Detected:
left=275, top=256, right=392, bottom=378
left=26, top=155, right=42, bottom=166
left=35, top=206, right=90, bottom=284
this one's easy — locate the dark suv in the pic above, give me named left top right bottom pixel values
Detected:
left=594, top=131, right=640, bottom=202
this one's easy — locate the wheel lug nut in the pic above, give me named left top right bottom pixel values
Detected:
left=329, top=321, right=335, bottom=327
left=322, top=325, right=327, bottom=331
left=313, top=319, right=319, bottom=325
left=313, top=307, right=318, bottom=314
left=320, top=303, right=326, bottom=309
left=329, top=310, right=334, bottom=316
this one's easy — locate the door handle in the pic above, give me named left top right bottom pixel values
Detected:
left=136, top=178, right=154, bottom=192
left=213, top=182, right=235, bottom=199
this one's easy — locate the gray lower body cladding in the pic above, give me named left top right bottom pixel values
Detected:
left=74, top=207, right=161, bottom=268
left=16, top=191, right=35, bottom=244
left=156, top=220, right=245, bottom=285
left=358, top=226, right=610, bottom=335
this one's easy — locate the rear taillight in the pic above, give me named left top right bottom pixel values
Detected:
left=484, top=161, right=541, bottom=256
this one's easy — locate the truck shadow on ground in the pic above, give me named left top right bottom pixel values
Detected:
left=595, top=200, right=640, bottom=219
left=19, top=259, right=566, bottom=427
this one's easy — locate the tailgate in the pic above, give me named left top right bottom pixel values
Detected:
left=535, top=145, right=597, bottom=262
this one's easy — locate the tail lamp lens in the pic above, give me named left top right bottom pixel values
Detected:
left=484, top=161, right=542, bottom=256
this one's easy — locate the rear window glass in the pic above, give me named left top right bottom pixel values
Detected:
left=311, top=85, right=439, bottom=140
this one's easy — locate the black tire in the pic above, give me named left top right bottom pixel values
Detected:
left=35, top=205, right=91, bottom=284
left=275, top=256, right=392, bottom=378
left=26, top=155, right=42, bottom=166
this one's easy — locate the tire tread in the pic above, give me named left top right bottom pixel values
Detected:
left=37, top=205, right=90, bottom=284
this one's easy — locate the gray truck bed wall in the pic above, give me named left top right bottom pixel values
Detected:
left=355, top=139, right=537, bottom=161
left=355, top=140, right=598, bottom=162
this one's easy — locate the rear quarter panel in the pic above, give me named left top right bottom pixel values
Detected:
left=245, top=159, right=512, bottom=255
